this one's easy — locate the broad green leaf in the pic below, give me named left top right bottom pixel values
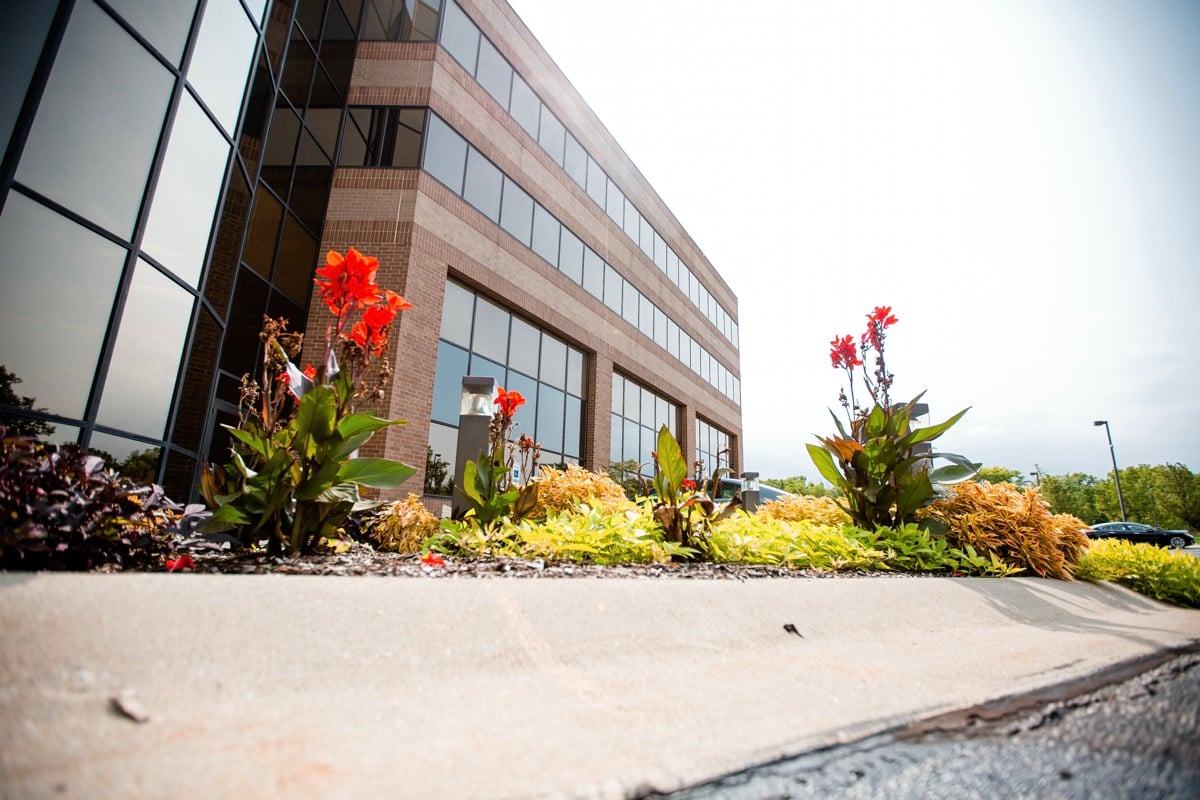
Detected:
left=461, top=460, right=484, bottom=505
left=807, top=443, right=848, bottom=490
left=901, top=407, right=970, bottom=447
left=655, top=425, right=688, bottom=491
left=895, top=470, right=934, bottom=520
left=293, top=387, right=338, bottom=455
left=224, top=425, right=271, bottom=458
left=336, top=412, right=404, bottom=440
left=865, top=404, right=887, bottom=438
left=294, top=459, right=341, bottom=501
left=929, top=463, right=980, bottom=484
left=336, top=457, right=417, bottom=489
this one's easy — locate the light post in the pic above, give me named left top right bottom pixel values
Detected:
left=741, top=471, right=760, bottom=514
left=1029, top=465, right=1041, bottom=487
left=1093, top=420, right=1127, bottom=522
left=453, top=377, right=496, bottom=518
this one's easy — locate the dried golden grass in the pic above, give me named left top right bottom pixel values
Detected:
left=916, top=482, right=1089, bottom=579
left=367, top=494, right=441, bottom=554
left=758, top=494, right=852, bottom=526
left=533, top=464, right=631, bottom=515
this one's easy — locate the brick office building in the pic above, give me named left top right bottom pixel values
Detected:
left=0, top=0, right=742, bottom=503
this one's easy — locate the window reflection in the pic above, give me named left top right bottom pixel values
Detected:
left=476, top=38, right=512, bottom=108
left=109, top=0, right=198, bottom=65
left=508, top=318, right=540, bottom=378
left=88, top=432, right=161, bottom=480
left=98, top=260, right=194, bottom=440
left=431, top=341, right=469, bottom=425
left=471, top=296, right=509, bottom=364
left=16, top=0, right=173, bottom=239
left=559, top=230, right=583, bottom=284
left=274, top=213, right=318, bottom=305
left=1, top=4, right=57, bottom=158
left=539, top=337, right=566, bottom=390
left=509, top=74, right=539, bottom=139
left=0, top=194, right=123, bottom=419
left=531, top=204, right=560, bottom=267
left=439, top=0, right=478, bottom=73
left=188, top=0, right=259, bottom=135
left=536, top=385, right=564, bottom=454
left=424, top=115, right=467, bottom=193
left=142, top=92, right=231, bottom=288
left=537, top=109, right=565, bottom=165
left=439, top=281, right=474, bottom=346
left=499, top=178, right=533, bottom=246
left=463, top=148, right=502, bottom=223
left=244, top=187, right=283, bottom=278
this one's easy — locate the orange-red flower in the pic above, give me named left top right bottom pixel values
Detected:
left=302, top=364, right=317, bottom=381
left=314, top=247, right=381, bottom=317
left=829, top=334, right=861, bottom=369
left=420, top=551, right=445, bottom=567
left=495, top=387, right=526, bottom=417
left=867, top=306, right=898, bottom=328
left=166, top=555, right=195, bottom=572
left=383, top=290, right=413, bottom=314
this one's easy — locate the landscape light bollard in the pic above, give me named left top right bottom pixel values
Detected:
left=453, top=377, right=496, bottom=518
left=1030, top=466, right=1041, bottom=487
left=741, top=471, right=760, bottom=514
left=1093, top=420, right=1127, bottom=522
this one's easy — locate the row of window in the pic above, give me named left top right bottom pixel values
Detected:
left=696, top=419, right=732, bottom=481
left=421, top=111, right=741, bottom=405
left=431, top=0, right=739, bottom=350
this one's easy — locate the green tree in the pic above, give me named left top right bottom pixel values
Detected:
left=607, top=459, right=645, bottom=500
left=1040, top=472, right=1101, bottom=523
left=975, top=466, right=1025, bottom=487
left=762, top=475, right=831, bottom=497
left=1155, top=463, right=1200, bottom=531
left=0, top=365, right=56, bottom=438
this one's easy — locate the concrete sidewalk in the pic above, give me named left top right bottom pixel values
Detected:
left=2, top=573, right=1197, bottom=799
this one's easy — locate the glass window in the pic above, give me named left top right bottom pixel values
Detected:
left=475, top=37, right=511, bottom=108
left=362, top=0, right=441, bottom=42
left=471, top=295, right=509, bottom=363
left=263, top=105, right=301, bottom=167
left=340, top=108, right=371, bottom=165
left=638, top=295, right=653, bottom=338
left=424, top=115, right=468, bottom=192
left=654, top=232, right=668, bottom=271
left=142, top=93, right=231, bottom=288
left=539, top=336, right=566, bottom=389
left=531, top=204, right=560, bottom=267
left=563, top=133, right=586, bottom=188
left=1, top=3, right=57, bottom=159
left=109, top=0, right=198, bottom=66
left=467, top=354, right=505, bottom=386
left=98, top=260, right=194, bottom=439
left=667, top=318, right=679, bottom=359
left=0, top=195, right=124, bottom=419
left=668, top=249, right=680, bottom=286
left=623, top=380, right=639, bottom=425
left=439, top=281, right=474, bottom=346
left=585, top=156, right=606, bottom=206
left=566, top=349, right=583, bottom=397
left=426, top=422, right=457, bottom=495
left=582, top=247, right=603, bottom=298
left=603, top=264, right=621, bottom=314
left=537, top=108, right=565, bottom=166
left=605, top=181, right=624, bottom=227
left=463, top=148, right=502, bottom=222
left=243, top=186, right=283, bottom=278
left=509, top=74, right=540, bottom=139
left=188, top=0, right=259, bottom=135
left=408, top=0, right=442, bottom=41
left=611, top=374, right=624, bottom=415
left=639, top=215, right=654, bottom=259
left=431, top=340, right=469, bottom=424
left=622, top=281, right=639, bottom=328
left=504, top=370, right=537, bottom=435
left=16, top=1, right=173, bottom=240
left=622, top=198, right=639, bottom=239
left=439, top=0, right=478, bottom=74
left=558, top=229, right=583, bottom=284
left=563, top=395, right=581, bottom=458
left=536, top=384, right=564, bottom=453
left=508, top=317, right=539, bottom=378
left=623, top=417, right=639, bottom=463
left=273, top=213, right=318, bottom=305
left=390, top=108, right=426, bottom=167
left=654, top=307, right=667, bottom=349
left=655, top=397, right=670, bottom=431
left=499, top=177, right=533, bottom=246
left=609, top=414, right=622, bottom=462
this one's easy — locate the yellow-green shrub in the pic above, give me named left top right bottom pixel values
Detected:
left=758, top=494, right=851, bottom=526
left=1076, top=538, right=1200, bottom=608
left=532, top=464, right=631, bottom=515
left=365, top=494, right=440, bottom=553
left=707, top=514, right=880, bottom=569
left=916, top=482, right=1089, bottom=579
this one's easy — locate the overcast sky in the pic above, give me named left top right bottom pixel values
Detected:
left=506, top=0, right=1200, bottom=483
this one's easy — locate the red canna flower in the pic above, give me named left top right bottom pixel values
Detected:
left=867, top=305, right=898, bottom=328
left=166, top=555, right=195, bottom=572
left=313, top=247, right=382, bottom=317
left=302, top=364, right=317, bottom=381
left=829, top=334, right=861, bottom=369
left=681, top=479, right=697, bottom=491
left=495, top=387, right=526, bottom=418
left=382, top=290, right=413, bottom=314
left=420, top=551, right=445, bottom=567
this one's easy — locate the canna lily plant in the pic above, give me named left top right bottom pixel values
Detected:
left=807, top=306, right=979, bottom=530
left=199, top=247, right=416, bottom=554
left=458, top=387, right=541, bottom=525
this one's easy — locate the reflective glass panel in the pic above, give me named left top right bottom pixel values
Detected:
left=622, top=281, right=639, bottom=328
left=439, top=281, right=474, bottom=347
left=439, top=1, right=478, bottom=74
left=509, top=74, right=540, bottom=139
left=0, top=195, right=123, bottom=419
left=142, top=92, right=231, bottom=288
left=504, top=370, right=536, bottom=434
left=639, top=215, right=654, bottom=259
left=244, top=187, right=283, bottom=278
left=499, top=178, right=533, bottom=246
left=1, top=3, right=57, bottom=158
left=390, top=108, right=426, bottom=167
left=463, top=148, right=502, bottom=222
left=109, top=0, right=198, bottom=65
left=610, top=414, right=622, bottom=462
left=611, top=375, right=624, bottom=415
left=531, top=204, right=559, bottom=267
left=667, top=318, right=679, bottom=359
left=585, top=156, right=605, bottom=205
left=508, top=317, right=539, bottom=378
left=539, top=336, right=566, bottom=389
left=274, top=213, right=318, bottom=305
left=639, top=295, right=653, bottom=338
left=623, top=419, right=638, bottom=465
left=653, top=306, right=667, bottom=349
left=431, top=341, right=469, bottom=424
left=654, top=232, right=668, bottom=270
left=622, top=198, right=639, bottom=239
left=563, top=133, right=586, bottom=188
left=558, top=230, right=583, bottom=284
left=563, top=395, right=581, bottom=458
left=536, top=384, right=564, bottom=453
left=605, top=182, right=624, bottom=227
left=467, top=354, right=505, bottom=385
left=537, top=108, right=565, bottom=165
left=88, top=432, right=161, bottom=476
left=623, top=380, right=639, bottom=425
left=188, top=0, right=259, bottom=135
left=603, top=264, right=621, bottom=314
left=340, top=108, right=370, bottom=165
left=98, top=260, right=194, bottom=439
left=475, top=37, right=511, bottom=108
left=423, top=114, right=467, bottom=193
left=470, top=296, right=508, bottom=363
left=566, top=349, right=583, bottom=397
left=16, top=1, right=173, bottom=239
left=426, top=422, right=456, bottom=494
left=582, top=247, right=603, bottom=298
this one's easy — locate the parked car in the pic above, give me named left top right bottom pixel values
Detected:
left=1084, top=522, right=1194, bottom=549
